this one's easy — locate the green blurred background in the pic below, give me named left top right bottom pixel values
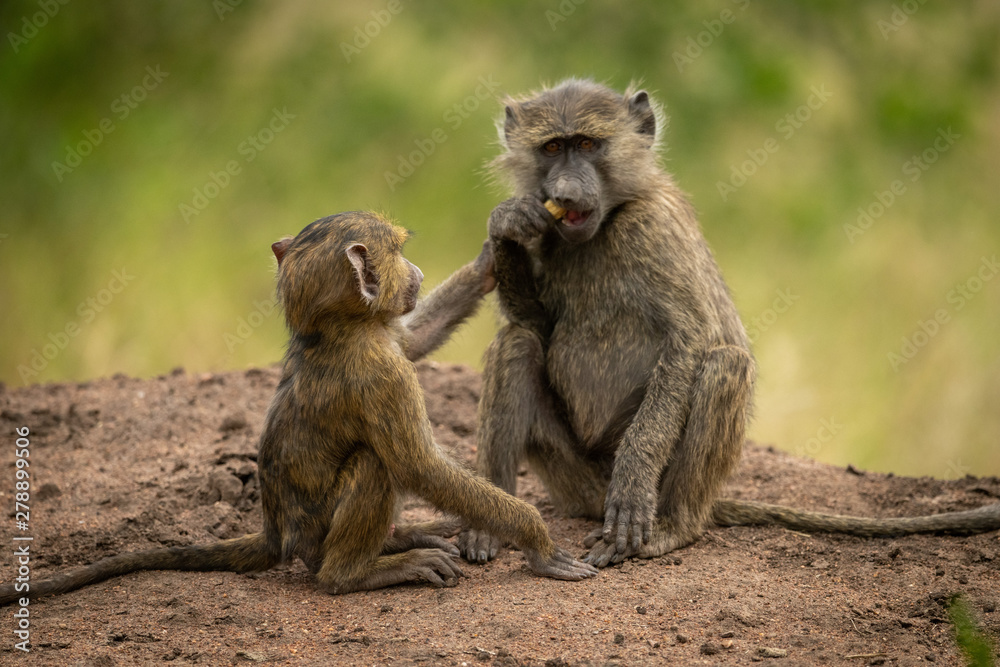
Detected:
left=2, top=1, right=998, bottom=477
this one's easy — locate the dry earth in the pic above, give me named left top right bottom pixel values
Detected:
left=1, top=362, right=998, bottom=666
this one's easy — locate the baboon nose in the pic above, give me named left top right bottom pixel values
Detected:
left=551, top=178, right=584, bottom=209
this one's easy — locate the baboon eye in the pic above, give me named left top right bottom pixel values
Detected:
left=543, top=140, right=562, bottom=155
left=578, top=138, right=595, bottom=151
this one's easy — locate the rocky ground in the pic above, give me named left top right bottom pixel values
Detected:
left=1, top=362, right=997, bottom=666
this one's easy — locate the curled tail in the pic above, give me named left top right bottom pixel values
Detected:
left=0, top=532, right=279, bottom=606
left=713, top=499, right=1000, bottom=538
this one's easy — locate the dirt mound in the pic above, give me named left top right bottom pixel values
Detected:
left=1, top=362, right=997, bottom=665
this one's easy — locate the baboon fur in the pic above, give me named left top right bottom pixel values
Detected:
left=0, top=212, right=595, bottom=606
left=457, top=79, right=1000, bottom=568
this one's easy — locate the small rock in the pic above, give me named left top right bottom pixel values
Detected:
left=719, top=630, right=735, bottom=638
left=219, top=413, right=248, bottom=433
left=675, top=633, right=689, bottom=644
left=36, top=483, right=62, bottom=502
left=635, top=606, right=647, bottom=615
left=235, top=651, right=267, bottom=663
left=721, top=640, right=734, bottom=649
left=700, top=642, right=721, bottom=655
left=846, top=464, right=864, bottom=475
left=646, top=639, right=660, bottom=649
left=209, top=470, right=244, bottom=506
left=613, top=633, right=624, bottom=645
left=758, top=647, right=788, bottom=658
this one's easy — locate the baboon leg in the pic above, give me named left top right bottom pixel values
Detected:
left=586, top=345, right=754, bottom=566
left=477, top=322, right=607, bottom=513
left=646, top=344, right=753, bottom=554
left=459, top=324, right=540, bottom=562
left=459, top=323, right=607, bottom=564
left=526, top=404, right=608, bottom=521
left=474, top=323, right=547, bottom=494
left=315, top=449, right=462, bottom=593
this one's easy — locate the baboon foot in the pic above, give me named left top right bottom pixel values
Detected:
left=456, top=528, right=503, bottom=564
left=582, top=525, right=697, bottom=567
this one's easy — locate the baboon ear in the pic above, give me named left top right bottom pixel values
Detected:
left=345, top=243, right=379, bottom=303
left=627, top=91, right=656, bottom=137
left=271, top=237, right=293, bottom=265
left=503, top=105, right=519, bottom=143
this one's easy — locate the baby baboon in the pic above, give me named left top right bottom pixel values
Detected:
left=0, top=212, right=595, bottom=606
left=457, top=78, right=1000, bottom=568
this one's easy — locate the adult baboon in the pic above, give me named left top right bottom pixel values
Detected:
left=457, top=79, right=1000, bottom=568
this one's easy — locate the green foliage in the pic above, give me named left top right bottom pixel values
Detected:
left=1, top=1, right=998, bottom=477
left=948, top=594, right=997, bottom=667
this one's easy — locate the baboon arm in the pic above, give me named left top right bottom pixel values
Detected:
left=417, top=452, right=554, bottom=556
left=402, top=241, right=494, bottom=361
left=603, top=344, right=698, bottom=552
left=493, top=239, right=552, bottom=340
left=366, top=381, right=553, bottom=556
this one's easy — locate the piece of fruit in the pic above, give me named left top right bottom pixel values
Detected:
left=544, top=200, right=567, bottom=220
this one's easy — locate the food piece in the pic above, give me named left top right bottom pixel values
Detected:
left=544, top=200, right=567, bottom=220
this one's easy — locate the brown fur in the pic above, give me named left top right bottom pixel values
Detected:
left=0, top=212, right=592, bottom=606
left=458, top=79, right=1000, bottom=568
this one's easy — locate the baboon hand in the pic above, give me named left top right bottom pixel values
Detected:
left=524, top=546, right=599, bottom=581
left=488, top=196, right=553, bottom=246
left=473, top=239, right=497, bottom=295
left=583, top=529, right=638, bottom=568
left=601, top=482, right=655, bottom=554
left=456, top=528, right=502, bottom=564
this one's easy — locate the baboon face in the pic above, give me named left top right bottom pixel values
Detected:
left=535, top=133, right=607, bottom=243
left=273, top=212, right=421, bottom=330
left=497, top=79, right=659, bottom=244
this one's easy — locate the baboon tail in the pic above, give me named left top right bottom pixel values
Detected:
left=0, top=532, right=279, bottom=606
left=712, top=499, right=1000, bottom=538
